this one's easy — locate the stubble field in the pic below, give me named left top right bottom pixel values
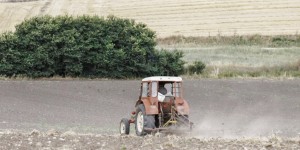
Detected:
left=1, top=0, right=300, bottom=37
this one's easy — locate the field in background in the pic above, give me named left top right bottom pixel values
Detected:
left=158, top=35, right=300, bottom=77
left=161, top=46, right=300, bottom=67
left=1, top=0, right=300, bottom=77
left=158, top=35, right=300, bottom=67
left=164, top=46, right=300, bottom=78
left=1, top=0, right=300, bottom=37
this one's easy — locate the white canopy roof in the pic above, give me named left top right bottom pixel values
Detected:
left=142, top=76, right=182, bottom=82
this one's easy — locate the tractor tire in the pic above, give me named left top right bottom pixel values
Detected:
left=120, top=118, right=130, bottom=135
left=135, top=104, right=156, bottom=136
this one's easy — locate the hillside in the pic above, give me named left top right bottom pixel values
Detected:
left=1, top=0, right=300, bottom=37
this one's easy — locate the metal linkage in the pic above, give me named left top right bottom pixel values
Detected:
left=162, top=106, right=177, bottom=127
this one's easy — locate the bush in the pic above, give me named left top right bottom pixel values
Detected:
left=186, top=61, right=206, bottom=75
left=155, top=50, right=185, bottom=76
left=0, top=15, right=185, bottom=78
left=0, top=32, right=22, bottom=76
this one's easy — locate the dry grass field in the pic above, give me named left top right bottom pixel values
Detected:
left=1, top=0, right=300, bottom=37
left=160, top=46, right=300, bottom=67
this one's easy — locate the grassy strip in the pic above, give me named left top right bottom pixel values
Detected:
left=157, top=34, right=300, bottom=78
left=157, top=34, right=300, bottom=47
left=167, top=46, right=300, bottom=67
left=184, top=60, right=300, bottom=79
left=2, top=60, right=299, bottom=80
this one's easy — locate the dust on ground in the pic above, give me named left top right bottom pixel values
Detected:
left=0, top=79, right=300, bottom=149
left=0, top=79, right=300, bottom=137
left=0, top=129, right=299, bottom=150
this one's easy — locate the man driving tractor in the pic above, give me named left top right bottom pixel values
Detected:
left=120, top=76, right=193, bottom=136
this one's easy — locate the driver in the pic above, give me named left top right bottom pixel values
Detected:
left=158, top=85, right=168, bottom=95
left=158, top=85, right=167, bottom=95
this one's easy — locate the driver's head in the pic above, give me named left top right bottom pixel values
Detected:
left=158, top=83, right=167, bottom=95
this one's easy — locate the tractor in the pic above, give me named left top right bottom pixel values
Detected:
left=120, top=76, right=193, bottom=136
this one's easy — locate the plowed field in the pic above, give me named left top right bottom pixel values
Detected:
left=0, top=79, right=300, bottom=149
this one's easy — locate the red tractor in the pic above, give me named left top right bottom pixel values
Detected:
left=120, top=76, right=193, bottom=136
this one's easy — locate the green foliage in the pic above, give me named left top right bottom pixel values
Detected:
left=0, top=32, right=22, bottom=76
left=0, top=15, right=185, bottom=78
left=271, top=35, right=299, bottom=47
left=155, top=50, right=185, bottom=76
left=186, top=61, right=206, bottom=75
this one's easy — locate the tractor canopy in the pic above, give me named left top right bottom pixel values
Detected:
left=141, top=76, right=183, bottom=98
left=137, top=76, right=189, bottom=115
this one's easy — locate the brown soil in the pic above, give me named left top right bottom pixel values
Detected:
left=0, top=79, right=300, bottom=148
left=0, top=130, right=299, bottom=150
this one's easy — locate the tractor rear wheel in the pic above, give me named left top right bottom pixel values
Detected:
left=120, top=118, right=130, bottom=135
left=135, top=104, right=155, bottom=136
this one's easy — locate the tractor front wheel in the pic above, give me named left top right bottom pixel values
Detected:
left=120, top=118, right=130, bottom=135
left=135, top=104, right=155, bottom=136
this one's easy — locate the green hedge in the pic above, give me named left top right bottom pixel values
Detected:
left=0, top=15, right=185, bottom=78
left=186, top=61, right=206, bottom=75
